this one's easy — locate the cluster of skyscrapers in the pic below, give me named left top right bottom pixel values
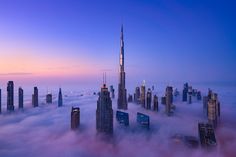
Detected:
left=0, top=81, right=63, bottom=113
left=182, top=83, right=202, bottom=104
left=1, top=25, right=222, bottom=149
left=93, top=26, right=151, bottom=134
left=133, top=83, right=159, bottom=112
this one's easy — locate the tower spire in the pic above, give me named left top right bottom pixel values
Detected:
left=118, top=25, right=127, bottom=110
left=120, top=24, right=125, bottom=72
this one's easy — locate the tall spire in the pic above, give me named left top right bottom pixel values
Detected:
left=118, top=25, right=128, bottom=110
left=120, top=24, right=124, bottom=72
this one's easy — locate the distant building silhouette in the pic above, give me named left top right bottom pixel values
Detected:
left=18, top=87, right=24, bottom=109
left=153, top=95, right=158, bottom=111
left=182, top=83, right=188, bottom=102
left=7, top=81, right=14, bottom=111
left=146, top=88, right=152, bottom=110
left=128, top=94, right=133, bottom=102
left=58, top=88, right=63, bottom=107
left=165, top=86, right=173, bottom=116
left=174, top=88, right=180, bottom=97
left=32, top=87, right=38, bottom=107
left=46, top=93, right=52, bottom=104
left=96, top=84, right=113, bottom=134
left=134, top=87, right=140, bottom=103
left=203, top=96, right=208, bottom=114
left=197, top=91, right=202, bottom=100
left=188, top=86, right=193, bottom=104
left=161, top=96, right=166, bottom=105
left=140, top=83, right=146, bottom=108
left=110, top=85, right=115, bottom=99
left=71, top=107, right=80, bottom=130
left=117, top=25, right=128, bottom=110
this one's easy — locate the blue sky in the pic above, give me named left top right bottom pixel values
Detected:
left=0, top=0, right=235, bottom=85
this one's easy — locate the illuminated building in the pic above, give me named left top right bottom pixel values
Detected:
left=71, top=107, right=80, bottom=130
left=140, top=83, right=146, bottom=108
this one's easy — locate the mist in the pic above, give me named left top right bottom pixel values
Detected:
left=0, top=82, right=236, bottom=157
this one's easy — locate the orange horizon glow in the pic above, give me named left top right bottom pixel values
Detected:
left=0, top=42, right=106, bottom=78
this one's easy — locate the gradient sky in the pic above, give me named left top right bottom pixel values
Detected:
left=0, top=0, right=235, bottom=86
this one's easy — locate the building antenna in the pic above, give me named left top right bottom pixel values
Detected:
left=105, top=72, right=107, bottom=85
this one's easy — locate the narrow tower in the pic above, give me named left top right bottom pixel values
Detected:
left=32, top=87, right=38, bottom=107
left=18, top=87, right=24, bottom=109
left=58, top=88, right=63, bottom=107
left=7, top=81, right=14, bottom=111
left=117, top=25, right=127, bottom=110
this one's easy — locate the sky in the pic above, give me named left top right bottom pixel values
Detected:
left=0, top=0, right=236, bottom=86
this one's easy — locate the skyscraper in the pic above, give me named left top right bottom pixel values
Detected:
left=7, top=81, right=14, bottom=111
left=207, top=93, right=220, bottom=128
left=58, top=88, right=63, bottom=107
left=165, top=86, right=173, bottom=116
left=134, top=87, right=140, bottom=103
left=182, top=83, right=188, bottom=102
left=116, top=111, right=129, bottom=126
left=18, top=87, right=24, bottom=109
left=140, top=83, right=146, bottom=108
left=188, top=86, right=193, bottom=104
left=153, top=95, right=158, bottom=111
left=146, top=88, right=152, bottom=110
left=137, top=112, right=150, bottom=129
left=128, top=94, right=133, bottom=102
left=96, top=84, right=113, bottom=134
left=110, top=85, right=115, bottom=99
left=32, top=87, right=38, bottom=107
left=198, top=123, right=217, bottom=147
left=117, top=25, right=127, bottom=110
left=46, top=93, right=52, bottom=104
left=71, top=107, right=80, bottom=130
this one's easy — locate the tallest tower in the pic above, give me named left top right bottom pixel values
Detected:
left=117, top=25, right=128, bottom=110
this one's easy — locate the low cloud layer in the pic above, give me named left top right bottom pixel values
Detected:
left=0, top=84, right=236, bottom=157
left=0, top=72, right=32, bottom=76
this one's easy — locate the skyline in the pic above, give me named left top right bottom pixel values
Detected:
left=1, top=1, right=236, bottom=156
left=0, top=0, right=236, bottom=85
